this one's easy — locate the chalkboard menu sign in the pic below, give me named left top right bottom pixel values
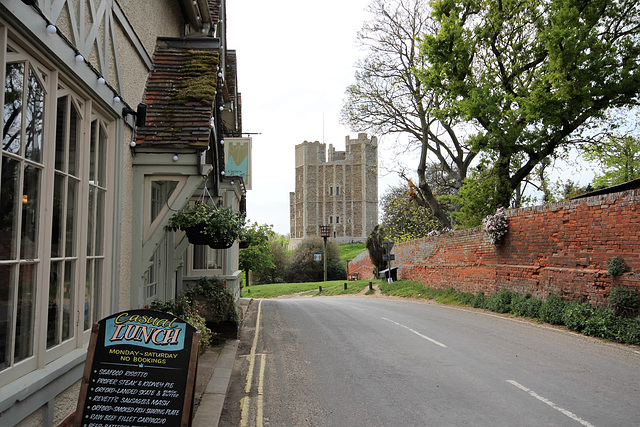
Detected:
left=75, top=309, right=200, bottom=427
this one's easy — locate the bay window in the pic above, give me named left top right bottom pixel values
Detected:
left=0, top=36, right=113, bottom=385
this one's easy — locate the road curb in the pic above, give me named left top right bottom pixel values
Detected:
left=192, top=339, right=239, bottom=427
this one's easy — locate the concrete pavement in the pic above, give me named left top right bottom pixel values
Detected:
left=191, top=298, right=251, bottom=427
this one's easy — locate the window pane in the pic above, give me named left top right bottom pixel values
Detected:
left=0, top=156, right=20, bottom=260
left=51, top=174, right=64, bottom=257
left=211, top=249, right=223, bottom=270
left=89, top=121, right=96, bottom=182
left=3, top=62, right=24, bottom=156
left=20, top=164, right=40, bottom=259
left=15, top=263, right=36, bottom=363
left=68, top=103, right=79, bottom=177
left=47, top=261, right=61, bottom=348
left=92, top=259, right=101, bottom=325
left=84, top=261, right=92, bottom=330
left=63, top=260, right=74, bottom=340
left=54, top=96, right=66, bottom=171
left=95, top=189, right=104, bottom=256
left=193, top=245, right=207, bottom=270
left=86, top=186, right=94, bottom=256
left=0, top=265, right=15, bottom=369
left=65, top=179, right=77, bottom=257
left=151, top=181, right=178, bottom=223
left=25, top=67, right=44, bottom=163
left=97, top=124, right=106, bottom=186
left=192, top=246, right=222, bottom=270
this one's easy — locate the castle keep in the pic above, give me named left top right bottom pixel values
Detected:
left=289, top=133, right=378, bottom=247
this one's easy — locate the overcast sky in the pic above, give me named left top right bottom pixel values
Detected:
left=226, top=0, right=392, bottom=235
left=226, top=0, right=596, bottom=235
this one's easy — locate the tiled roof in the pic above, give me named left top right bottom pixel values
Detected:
left=208, top=0, right=221, bottom=23
left=135, top=38, right=220, bottom=149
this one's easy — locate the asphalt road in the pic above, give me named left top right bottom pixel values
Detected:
left=220, top=297, right=640, bottom=426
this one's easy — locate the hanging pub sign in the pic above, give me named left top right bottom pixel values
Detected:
left=75, top=309, right=200, bottom=427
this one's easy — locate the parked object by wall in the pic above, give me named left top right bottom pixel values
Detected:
left=348, top=189, right=639, bottom=305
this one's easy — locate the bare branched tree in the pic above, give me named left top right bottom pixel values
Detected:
left=341, top=0, right=476, bottom=227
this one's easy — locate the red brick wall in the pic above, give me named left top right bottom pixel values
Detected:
left=347, top=189, right=639, bottom=305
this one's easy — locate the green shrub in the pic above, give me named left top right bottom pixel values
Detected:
left=486, top=289, right=515, bottom=313
left=458, top=292, right=475, bottom=306
left=184, top=277, right=239, bottom=323
left=616, top=317, right=640, bottom=345
left=509, top=292, right=529, bottom=316
left=510, top=293, right=542, bottom=318
left=539, top=294, right=567, bottom=325
left=563, top=301, right=594, bottom=332
left=607, top=256, right=629, bottom=277
left=608, top=286, right=640, bottom=317
left=522, top=297, right=542, bottom=318
left=149, top=295, right=214, bottom=354
left=583, top=307, right=620, bottom=341
left=472, top=291, right=486, bottom=308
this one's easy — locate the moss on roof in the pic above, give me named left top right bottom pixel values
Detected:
left=171, top=50, right=219, bottom=106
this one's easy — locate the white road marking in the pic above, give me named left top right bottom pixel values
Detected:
left=381, top=317, right=447, bottom=348
left=506, top=380, right=595, bottom=427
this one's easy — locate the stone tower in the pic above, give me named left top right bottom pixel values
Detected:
left=289, top=133, right=378, bottom=248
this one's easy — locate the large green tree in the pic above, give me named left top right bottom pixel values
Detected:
left=251, top=236, right=289, bottom=285
left=420, top=0, right=640, bottom=223
left=584, top=134, right=640, bottom=187
left=342, top=0, right=476, bottom=227
left=239, top=222, right=275, bottom=286
left=380, top=184, right=440, bottom=242
left=285, top=237, right=345, bottom=282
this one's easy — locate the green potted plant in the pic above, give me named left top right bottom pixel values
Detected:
left=166, top=203, right=245, bottom=248
left=183, top=277, right=240, bottom=338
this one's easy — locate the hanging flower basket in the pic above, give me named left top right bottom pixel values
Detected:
left=184, top=224, right=212, bottom=246
left=209, top=233, right=235, bottom=249
left=166, top=203, right=245, bottom=247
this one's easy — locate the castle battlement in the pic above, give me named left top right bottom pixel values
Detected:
left=289, top=134, right=378, bottom=248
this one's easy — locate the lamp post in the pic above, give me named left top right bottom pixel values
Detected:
left=319, top=225, right=332, bottom=282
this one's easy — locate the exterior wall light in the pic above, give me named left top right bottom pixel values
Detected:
left=46, top=24, right=57, bottom=34
left=172, top=154, right=179, bottom=162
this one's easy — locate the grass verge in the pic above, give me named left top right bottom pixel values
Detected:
left=242, top=279, right=370, bottom=298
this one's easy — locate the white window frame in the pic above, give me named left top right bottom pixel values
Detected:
left=0, top=30, right=114, bottom=386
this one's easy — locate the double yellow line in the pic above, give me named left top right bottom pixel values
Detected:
left=240, top=300, right=265, bottom=426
